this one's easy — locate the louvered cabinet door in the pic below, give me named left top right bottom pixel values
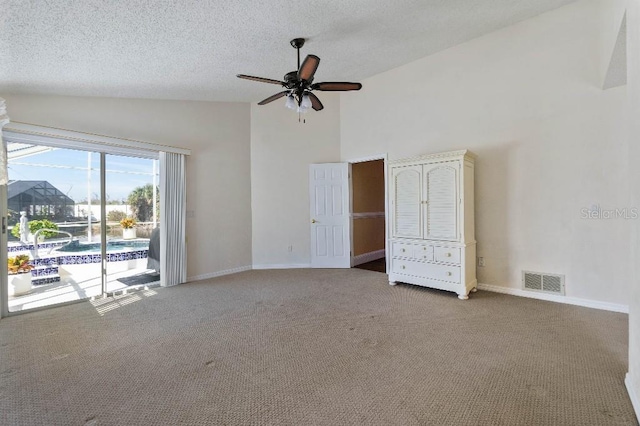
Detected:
left=423, top=162, right=459, bottom=241
left=391, top=166, right=423, bottom=238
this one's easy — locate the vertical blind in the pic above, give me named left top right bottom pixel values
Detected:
left=160, top=152, right=187, bottom=287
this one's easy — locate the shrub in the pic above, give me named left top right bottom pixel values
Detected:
left=10, top=221, right=20, bottom=239
left=107, top=210, right=127, bottom=222
left=11, top=219, right=60, bottom=239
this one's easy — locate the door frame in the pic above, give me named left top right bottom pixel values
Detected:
left=347, top=153, right=389, bottom=271
left=1, top=184, right=7, bottom=318
left=0, top=149, right=109, bottom=317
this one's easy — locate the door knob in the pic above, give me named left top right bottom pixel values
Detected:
left=311, top=219, right=317, bottom=223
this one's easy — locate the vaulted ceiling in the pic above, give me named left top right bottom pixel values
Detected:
left=0, top=0, right=577, bottom=102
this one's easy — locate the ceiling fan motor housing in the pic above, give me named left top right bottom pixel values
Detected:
left=284, top=71, right=299, bottom=85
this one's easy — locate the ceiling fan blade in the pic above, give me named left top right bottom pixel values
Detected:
left=237, top=74, right=284, bottom=86
left=298, top=55, right=320, bottom=81
left=308, top=92, right=324, bottom=111
left=257, top=90, right=289, bottom=105
left=311, top=82, right=362, bottom=91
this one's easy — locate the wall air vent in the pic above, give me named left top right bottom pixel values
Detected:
left=522, top=271, right=565, bottom=295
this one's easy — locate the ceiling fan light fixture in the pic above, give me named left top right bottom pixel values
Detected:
left=297, top=93, right=312, bottom=113
left=285, top=94, right=296, bottom=110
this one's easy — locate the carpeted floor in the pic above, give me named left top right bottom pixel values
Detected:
left=0, top=269, right=636, bottom=425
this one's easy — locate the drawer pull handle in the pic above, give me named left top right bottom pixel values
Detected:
left=401, top=249, right=406, bottom=253
left=447, top=272, right=452, bottom=276
left=446, top=253, right=451, bottom=257
left=423, top=247, right=427, bottom=250
left=402, top=265, right=406, bottom=269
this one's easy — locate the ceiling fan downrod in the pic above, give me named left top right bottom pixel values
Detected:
left=290, top=38, right=305, bottom=71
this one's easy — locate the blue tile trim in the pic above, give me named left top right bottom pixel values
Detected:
left=28, top=249, right=149, bottom=268
left=31, top=266, right=59, bottom=277
left=32, top=276, right=61, bottom=286
left=23, top=248, right=149, bottom=288
left=8, top=241, right=67, bottom=253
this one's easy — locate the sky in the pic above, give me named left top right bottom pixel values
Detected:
left=8, top=148, right=157, bottom=203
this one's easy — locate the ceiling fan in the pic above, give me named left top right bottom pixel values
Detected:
left=237, top=38, right=362, bottom=113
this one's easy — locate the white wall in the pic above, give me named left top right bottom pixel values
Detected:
left=251, top=94, right=341, bottom=267
left=1, top=94, right=252, bottom=280
left=74, top=204, right=132, bottom=220
left=340, top=0, right=630, bottom=305
left=626, top=0, right=640, bottom=419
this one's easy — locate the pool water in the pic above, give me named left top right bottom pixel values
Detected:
left=55, top=240, right=149, bottom=253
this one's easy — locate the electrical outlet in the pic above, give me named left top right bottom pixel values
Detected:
left=478, top=257, right=485, bottom=267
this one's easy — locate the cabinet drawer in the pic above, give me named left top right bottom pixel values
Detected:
left=391, top=242, right=433, bottom=261
left=391, top=242, right=415, bottom=258
left=391, top=259, right=460, bottom=283
left=434, top=246, right=461, bottom=264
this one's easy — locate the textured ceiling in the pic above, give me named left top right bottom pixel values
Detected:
left=0, top=0, right=577, bottom=102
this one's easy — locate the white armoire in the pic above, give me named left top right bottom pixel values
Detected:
left=388, top=150, right=477, bottom=299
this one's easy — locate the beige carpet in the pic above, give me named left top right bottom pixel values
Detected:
left=0, top=269, right=636, bottom=425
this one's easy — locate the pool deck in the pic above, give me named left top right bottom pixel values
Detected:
left=7, top=237, right=158, bottom=312
left=9, top=268, right=160, bottom=312
left=9, top=266, right=160, bottom=312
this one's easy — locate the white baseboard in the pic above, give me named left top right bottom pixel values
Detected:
left=252, top=263, right=311, bottom=270
left=352, top=249, right=386, bottom=266
left=626, top=373, right=640, bottom=423
left=477, top=283, right=629, bottom=314
left=187, top=265, right=252, bottom=282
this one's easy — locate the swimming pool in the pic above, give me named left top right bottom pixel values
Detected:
left=55, top=240, right=149, bottom=253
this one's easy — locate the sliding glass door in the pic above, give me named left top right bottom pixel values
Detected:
left=4, top=144, right=160, bottom=312
left=105, top=154, right=160, bottom=293
left=6, top=147, right=103, bottom=312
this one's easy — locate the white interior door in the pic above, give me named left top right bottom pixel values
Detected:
left=309, top=163, right=351, bottom=268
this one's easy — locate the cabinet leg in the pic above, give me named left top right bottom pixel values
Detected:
left=389, top=281, right=397, bottom=286
left=457, top=293, right=469, bottom=300
left=470, top=287, right=478, bottom=293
